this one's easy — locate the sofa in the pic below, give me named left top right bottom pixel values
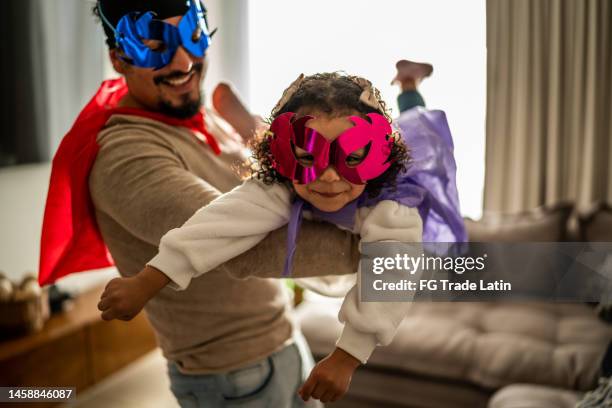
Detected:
left=295, top=203, right=612, bottom=407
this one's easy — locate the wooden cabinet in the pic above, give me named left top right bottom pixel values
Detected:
left=0, top=285, right=157, bottom=407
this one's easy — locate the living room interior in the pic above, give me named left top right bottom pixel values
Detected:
left=1, top=0, right=611, bottom=407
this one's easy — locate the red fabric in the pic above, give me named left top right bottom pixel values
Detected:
left=39, top=78, right=221, bottom=285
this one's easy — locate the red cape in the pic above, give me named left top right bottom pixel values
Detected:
left=39, top=78, right=220, bottom=285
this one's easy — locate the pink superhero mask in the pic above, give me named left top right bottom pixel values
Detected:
left=269, top=112, right=394, bottom=185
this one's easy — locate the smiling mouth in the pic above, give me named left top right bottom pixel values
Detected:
left=161, top=71, right=195, bottom=87
left=313, top=191, right=343, bottom=198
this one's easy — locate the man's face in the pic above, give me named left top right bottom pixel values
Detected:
left=111, top=15, right=208, bottom=118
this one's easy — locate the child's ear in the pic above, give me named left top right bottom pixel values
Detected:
left=109, top=49, right=130, bottom=74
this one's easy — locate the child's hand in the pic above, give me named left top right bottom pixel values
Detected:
left=97, top=276, right=149, bottom=321
left=298, top=347, right=361, bottom=403
left=97, top=266, right=170, bottom=321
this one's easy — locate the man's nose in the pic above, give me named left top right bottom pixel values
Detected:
left=317, top=166, right=341, bottom=182
left=167, top=46, right=194, bottom=73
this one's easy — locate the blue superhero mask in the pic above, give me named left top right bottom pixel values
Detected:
left=98, top=0, right=213, bottom=70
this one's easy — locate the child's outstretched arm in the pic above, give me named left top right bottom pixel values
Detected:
left=336, top=201, right=423, bottom=361
left=147, top=178, right=292, bottom=290
left=97, top=178, right=293, bottom=320
left=299, top=200, right=423, bottom=403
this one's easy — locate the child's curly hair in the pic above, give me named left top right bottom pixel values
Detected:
left=250, top=72, right=409, bottom=198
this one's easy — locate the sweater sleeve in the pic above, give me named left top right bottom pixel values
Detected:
left=335, top=200, right=423, bottom=363
left=148, top=179, right=292, bottom=290
left=222, top=220, right=360, bottom=280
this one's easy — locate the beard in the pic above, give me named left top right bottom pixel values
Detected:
left=159, top=92, right=202, bottom=119
left=154, top=62, right=204, bottom=119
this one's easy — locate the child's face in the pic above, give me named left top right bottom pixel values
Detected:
left=292, top=112, right=367, bottom=212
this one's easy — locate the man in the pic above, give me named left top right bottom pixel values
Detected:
left=40, top=0, right=359, bottom=406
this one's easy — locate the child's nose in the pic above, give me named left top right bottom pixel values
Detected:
left=318, top=166, right=341, bottom=182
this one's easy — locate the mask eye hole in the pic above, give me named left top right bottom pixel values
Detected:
left=141, top=38, right=167, bottom=52
left=345, top=143, right=371, bottom=168
left=192, top=27, right=202, bottom=42
left=292, top=143, right=314, bottom=168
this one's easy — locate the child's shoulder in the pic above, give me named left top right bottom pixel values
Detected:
left=235, top=178, right=292, bottom=202
left=356, top=200, right=422, bottom=232
left=242, top=177, right=290, bottom=190
left=360, top=200, right=420, bottom=216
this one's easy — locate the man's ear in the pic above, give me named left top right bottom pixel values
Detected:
left=109, top=49, right=129, bottom=74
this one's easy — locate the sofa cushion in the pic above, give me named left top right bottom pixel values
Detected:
left=465, top=204, right=573, bottom=242
left=296, top=300, right=612, bottom=392
left=488, top=384, right=580, bottom=408
left=336, top=364, right=491, bottom=408
left=580, top=204, right=612, bottom=241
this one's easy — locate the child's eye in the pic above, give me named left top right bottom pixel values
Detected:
left=345, top=145, right=369, bottom=167
left=297, top=155, right=314, bottom=166
left=346, top=155, right=363, bottom=166
left=292, top=145, right=314, bottom=167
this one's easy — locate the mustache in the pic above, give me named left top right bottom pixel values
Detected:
left=153, top=62, right=204, bottom=85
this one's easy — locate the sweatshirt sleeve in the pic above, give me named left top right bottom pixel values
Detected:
left=335, top=200, right=423, bottom=363
left=148, top=178, right=292, bottom=290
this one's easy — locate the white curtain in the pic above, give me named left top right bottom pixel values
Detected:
left=203, top=0, right=251, bottom=106
left=38, top=0, right=107, bottom=157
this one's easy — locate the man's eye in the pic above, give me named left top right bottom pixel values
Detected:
left=141, top=38, right=167, bottom=52
left=192, top=27, right=202, bottom=42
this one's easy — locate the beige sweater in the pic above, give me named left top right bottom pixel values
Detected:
left=89, top=111, right=359, bottom=374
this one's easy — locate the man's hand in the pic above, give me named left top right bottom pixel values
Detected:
left=97, top=266, right=170, bottom=321
left=212, top=82, right=261, bottom=143
left=298, top=347, right=361, bottom=403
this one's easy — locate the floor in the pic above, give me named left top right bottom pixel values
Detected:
left=65, top=349, right=178, bottom=408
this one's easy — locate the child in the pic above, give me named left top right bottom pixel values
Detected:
left=98, top=72, right=464, bottom=403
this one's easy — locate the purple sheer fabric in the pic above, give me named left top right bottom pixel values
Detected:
left=365, top=108, right=468, bottom=242
left=282, top=107, right=467, bottom=276
left=283, top=199, right=304, bottom=277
